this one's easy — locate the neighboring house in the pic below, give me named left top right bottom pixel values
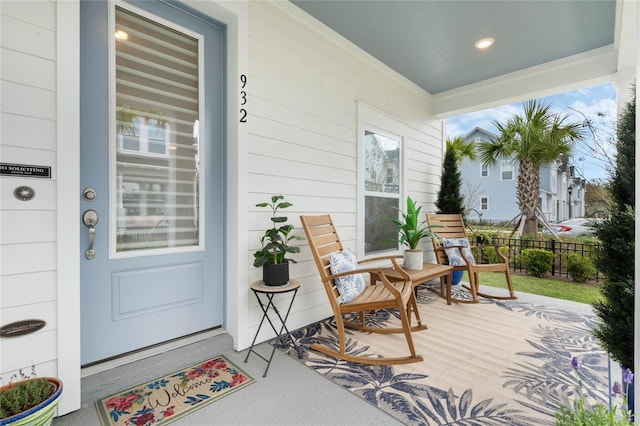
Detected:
left=0, top=0, right=634, bottom=417
left=459, top=128, right=586, bottom=223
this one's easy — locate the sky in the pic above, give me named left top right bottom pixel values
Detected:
left=445, top=82, right=618, bottom=182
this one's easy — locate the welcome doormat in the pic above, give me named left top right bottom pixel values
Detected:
left=277, top=286, right=610, bottom=425
left=96, top=356, right=254, bottom=426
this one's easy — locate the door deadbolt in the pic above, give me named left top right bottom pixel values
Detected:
left=82, top=210, right=99, bottom=259
left=83, top=187, right=97, bottom=201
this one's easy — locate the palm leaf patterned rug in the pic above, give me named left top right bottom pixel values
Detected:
left=95, top=356, right=254, bottom=426
left=277, top=287, right=609, bottom=425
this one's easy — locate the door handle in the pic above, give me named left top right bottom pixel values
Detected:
left=82, top=210, right=99, bottom=260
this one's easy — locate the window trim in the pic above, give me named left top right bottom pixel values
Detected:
left=480, top=164, right=489, bottom=178
left=500, top=160, right=514, bottom=181
left=480, top=196, right=489, bottom=211
left=357, top=103, right=407, bottom=259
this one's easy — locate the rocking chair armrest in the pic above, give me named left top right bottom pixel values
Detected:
left=356, top=254, right=404, bottom=265
left=473, top=243, right=510, bottom=263
left=389, top=257, right=411, bottom=281
left=374, top=269, right=405, bottom=299
left=327, top=265, right=398, bottom=281
left=357, top=255, right=412, bottom=282
left=490, top=244, right=510, bottom=263
left=326, top=266, right=407, bottom=300
left=327, top=268, right=375, bottom=281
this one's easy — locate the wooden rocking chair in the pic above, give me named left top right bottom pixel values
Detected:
left=426, top=213, right=517, bottom=303
left=300, top=215, right=426, bottom=365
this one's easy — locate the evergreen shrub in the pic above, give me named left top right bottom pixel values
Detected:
left=519, top=248, right=554, bottom=277
left=566, top=253, right=596, bottom=283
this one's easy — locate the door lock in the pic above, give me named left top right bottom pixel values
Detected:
left=83, top=187, right=97, bottom=201
left=82, top=210, right=99, bottom=260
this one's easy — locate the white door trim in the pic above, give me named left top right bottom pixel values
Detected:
left=56, top=0, right=249, bottom=415
left=56, top=0, right=81, bottom=415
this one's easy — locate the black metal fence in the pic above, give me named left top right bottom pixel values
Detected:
left=473, top=237, right=602, bottom=282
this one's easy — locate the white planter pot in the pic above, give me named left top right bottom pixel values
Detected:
left=403, top=250, right=423, bottom=270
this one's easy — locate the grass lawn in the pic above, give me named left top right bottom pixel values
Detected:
left=465, top=271, right=604, bottom=305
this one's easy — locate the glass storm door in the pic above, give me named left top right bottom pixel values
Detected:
left=80, top=0, right=224, bottom=365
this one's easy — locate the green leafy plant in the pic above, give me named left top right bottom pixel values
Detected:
left=481, top=245, right=509, bottom=264
left=566, top=253, right=596, bottom=283
left=253, top=195, right=305, bottom=267
left=391, top=196, right=438, bottom=250
left=0, top=366, right=53, bottom=419
left=467, top=230, right=500, bottom=245
left=555, top=357, right=633, bottom=426
left=519, top=248, right=554, bottom=277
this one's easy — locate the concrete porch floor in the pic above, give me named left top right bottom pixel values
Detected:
left=52, top=288, right=602, bottom=426
left=53, top=329, right=402, bottom=425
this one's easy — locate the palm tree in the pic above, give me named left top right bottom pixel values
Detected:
left=446, top=136, right=476, bottom=164
left=477, top=100, right=584, bottom=236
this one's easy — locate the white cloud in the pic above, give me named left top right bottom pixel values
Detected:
left=446, top=104, right=520, bottom=138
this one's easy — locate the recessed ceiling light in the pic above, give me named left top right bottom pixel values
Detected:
left=474, top=37, right=495, bottom=50
left=114, top=30, right=129, bottom=41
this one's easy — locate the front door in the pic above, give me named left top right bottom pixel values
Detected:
left=80, top=0, right=225, bottom=365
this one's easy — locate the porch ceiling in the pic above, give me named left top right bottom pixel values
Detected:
left=290, top=0, right=636, bottom=116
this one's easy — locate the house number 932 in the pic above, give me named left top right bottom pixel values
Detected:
left=240, top=74, right=247, bottom=123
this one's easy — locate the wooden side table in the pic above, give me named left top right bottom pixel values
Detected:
left=371, top=263, right=454, bottom=304
left=244, top=279, right=301, bottom=377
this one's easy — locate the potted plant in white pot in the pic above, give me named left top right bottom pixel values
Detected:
left=0, top=366, right=63, bottom=426
left=392, top=196, right=439, bottom=270
left=253, top=195, right=305, bottom=286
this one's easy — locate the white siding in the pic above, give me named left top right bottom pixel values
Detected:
left=0, top=0, right=445, bottom=414
left=246, top=2, right=443, bottom=340
left=0, top=0, right=59, bottom=385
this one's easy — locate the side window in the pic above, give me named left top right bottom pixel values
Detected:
left=363, top=130, right=401, bottom=255
left=501, top=160, right=514, bottom=181
left=480, top=196, right=489, bottom=211
left=481, top=164, right=489, bottom=177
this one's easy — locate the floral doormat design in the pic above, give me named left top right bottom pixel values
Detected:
left=95, top=356, right=254, bottom=426
left=276, top=286, right=610, bottom=425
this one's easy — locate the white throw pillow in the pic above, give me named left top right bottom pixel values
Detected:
left=442, top=237, right=476, bottom=266
left=329, top=249, right=366, bottom=304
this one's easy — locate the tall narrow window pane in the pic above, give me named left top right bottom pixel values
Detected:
left=364, top=196, right=398, bottom=254
left=480, top=197, right=489, bottom=210
left=364, top=131, right=399, bottom=194
left=114, top=6, right=200, bottom=252
left=501, top=160, right=514, bottom=180
left=364, top=131, right=400, bottom=255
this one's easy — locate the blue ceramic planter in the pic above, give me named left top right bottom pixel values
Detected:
left=451, top=270, right=463, bottom=285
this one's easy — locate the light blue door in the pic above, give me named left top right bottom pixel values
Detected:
left=80, top=0, right=225, bottom=365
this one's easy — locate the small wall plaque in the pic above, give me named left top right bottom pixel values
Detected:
left=0, top=319, right=46, bottom=338
left=0, top=163, right=51, bottom=178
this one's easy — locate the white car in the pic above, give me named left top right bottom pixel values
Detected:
left=543, top=218, right=603, bottom=236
